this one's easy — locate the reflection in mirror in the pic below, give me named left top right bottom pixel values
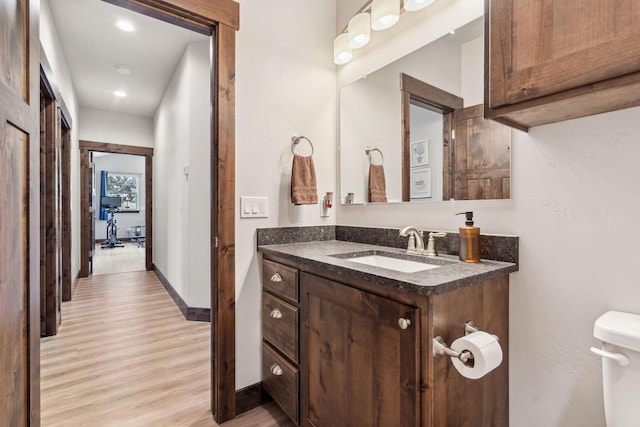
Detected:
left=339, top=17, right=512, bottom=205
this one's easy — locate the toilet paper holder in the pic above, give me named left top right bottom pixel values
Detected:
left=433, top=321, right=497, bottom=363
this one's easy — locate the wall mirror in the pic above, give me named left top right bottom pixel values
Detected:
left=339, top=16, right=512, bottom=205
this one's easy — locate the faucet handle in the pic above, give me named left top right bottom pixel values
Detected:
left=425, top=232, right=447, bottom=257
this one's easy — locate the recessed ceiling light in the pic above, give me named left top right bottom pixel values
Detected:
left=113, top=90, right=127, bottom=97
left=115, top=64, right=132, bottom=75
left=116, top=20, right=135, bottom=32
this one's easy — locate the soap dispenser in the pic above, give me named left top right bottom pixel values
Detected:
left=456, top=211, right=480, bottom=263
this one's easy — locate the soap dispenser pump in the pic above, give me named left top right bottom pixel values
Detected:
left=456, top=211, right=480, bottom=263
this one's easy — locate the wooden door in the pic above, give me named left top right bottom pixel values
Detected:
left=0, top=0, right=41, bottom=424
left=452, top=105, right=511, bottom=200
left=300, top=273, right=420, bottom=427
left=487, top=0, right=640, bottom=108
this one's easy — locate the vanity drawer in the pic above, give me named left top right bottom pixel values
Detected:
left=263, top=342, right=299, bottom=423
left=263, top=292, right=298, bottom=362
left=263, top=259, right=298, bottom=303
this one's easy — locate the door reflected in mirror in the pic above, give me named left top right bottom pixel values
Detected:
left=338, top=17, right=512, bottom=205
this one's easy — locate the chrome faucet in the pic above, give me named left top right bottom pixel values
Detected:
left=399, top=226, right=425, bottom=254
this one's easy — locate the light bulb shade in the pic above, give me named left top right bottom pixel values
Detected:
left=348, top=13, right=371, bottom=49
left=371, top=0, right=400, bottom=31
left=403, top=0, right=436, bottom=12
left=333, top=33, right=352, bottom=65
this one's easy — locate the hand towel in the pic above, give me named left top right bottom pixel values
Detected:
left=291, top=154, right=318, bottom=205
left=368, top=164, right=387, bottom=203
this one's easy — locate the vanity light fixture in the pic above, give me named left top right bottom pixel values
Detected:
left=116, top=20, right=135, bottom=32
left=371, top=0, right=400, bottom=31
left=403, top=0, right=436, bottom=12
left=348, top=13, right=371, bottom=49
left=333, top=33, right=353, bottom=65
left=113, top=90, right=127, bottom=97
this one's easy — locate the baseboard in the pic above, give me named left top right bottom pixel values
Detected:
left=152, top=264, right=211, bottom=322
left=236, top=382, right=272, bottom=416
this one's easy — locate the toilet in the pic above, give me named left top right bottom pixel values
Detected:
left=591, top=311, right=640, bottom=427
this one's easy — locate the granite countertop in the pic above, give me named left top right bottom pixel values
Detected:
left=258, top=240, right=518, bottom=297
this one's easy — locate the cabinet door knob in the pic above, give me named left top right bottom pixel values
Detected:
left=270, top=308, right=283, bottom=319
left=270, top=363, right=283, bottom=376
left=398, top=318, right=412, bottom=330
left=270, top=273, right=283, bottom=282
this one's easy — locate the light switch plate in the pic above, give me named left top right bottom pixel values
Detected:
left=240, top=196, right=268, bottom=218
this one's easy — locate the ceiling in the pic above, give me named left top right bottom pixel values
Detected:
left=47, top=0, right=209, bottom=118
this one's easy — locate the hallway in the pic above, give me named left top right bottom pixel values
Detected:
left=40, top=271, right=292, bottom=426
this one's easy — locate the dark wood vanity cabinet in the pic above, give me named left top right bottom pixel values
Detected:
left=262, top=256, right=509, bottom=427
left=262, top=259, right=300, bottom=423
left=485, top=0, right=640, bottom=131
left=299, top=272, right=420, bottom=427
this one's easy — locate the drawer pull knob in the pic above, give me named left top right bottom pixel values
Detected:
left=270, top=363, right=283, bottom=376
left=270, top=308, right=283, bottom=319
left=398, top=318, right=412, bottom=330
left=270, top=273, right=283, bottom=282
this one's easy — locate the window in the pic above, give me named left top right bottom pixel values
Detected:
left=106, top=173, right=140, bottom=211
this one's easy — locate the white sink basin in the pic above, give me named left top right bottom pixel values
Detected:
left=345, top=254, right=440, bottom=273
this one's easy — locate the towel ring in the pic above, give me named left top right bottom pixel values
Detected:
left=291, top=135, right=314, bottom=156
left=365, top=147, right=384, bottom=165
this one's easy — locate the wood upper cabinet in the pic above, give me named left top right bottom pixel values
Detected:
left=485, top=0, right=640, bottom=131
left=299, top=272, right=419, bottom=427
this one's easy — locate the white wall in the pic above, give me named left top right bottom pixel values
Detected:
left=93, top=154, right=146, bottom=240
left=235, top=0, right=337, bottom=389
left=79, top=107, right=154, bottom=147
left=40, top=0, right=81, bottom=281
left=335, top=3, right=640, bottom=425
left=153, top=41, right=211, bottom=309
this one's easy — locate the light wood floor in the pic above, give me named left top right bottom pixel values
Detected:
left=92, top=242, right=145, bottom=276
left=41, top=270, right=293, bottom=427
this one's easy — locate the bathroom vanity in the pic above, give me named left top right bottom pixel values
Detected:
left=258, top=230, right=518, bottom=427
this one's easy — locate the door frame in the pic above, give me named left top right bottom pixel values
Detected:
left=98, top=0, right=238, bottom=422
left=400, top=73, right=463, bottom=201
left=79, top=141, right=154, bottom=274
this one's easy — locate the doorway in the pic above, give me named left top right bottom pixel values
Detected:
left=79, top=141, right=153, bottom=276
left=71, top=0, right=238, bottom=422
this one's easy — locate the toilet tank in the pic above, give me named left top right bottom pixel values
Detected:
left=592, top=311, right=640, bottom=427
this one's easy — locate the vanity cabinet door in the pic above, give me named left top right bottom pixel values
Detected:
left=299, top=273, right=420, bottom=427
left=486, top=0, right=640, bottom=130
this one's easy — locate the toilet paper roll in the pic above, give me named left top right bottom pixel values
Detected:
left=450, top=331, right=503, bottom=380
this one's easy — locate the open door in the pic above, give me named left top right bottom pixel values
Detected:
left=0, top=0, right=41, bottom=424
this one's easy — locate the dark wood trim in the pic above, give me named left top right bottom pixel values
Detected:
left=211, top=22, right=237, bottom=423
left=152, top=264, right=211, bottom=322
left=79, top=141, right=154, bottom=276
left=79, top=140, right=153, bottom=156
left=61, top=124, right=72, bottom=301
left=79, top=149, right=90, bottom=278
left=103, top=0, right=239, bottom=31
left=400, top=73, right=463, bottom=113
left=235, top=382, right=272, bottom=416
left=144, top=154, right=153, bottom=271
left=40, top=73, right=62, bottom=337
left=400, top=74, right=463, bottom=202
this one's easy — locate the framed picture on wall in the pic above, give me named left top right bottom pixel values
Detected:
left=410, top=139, right=429, bottom=167
left=410, top=166, right=432, bottom=199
